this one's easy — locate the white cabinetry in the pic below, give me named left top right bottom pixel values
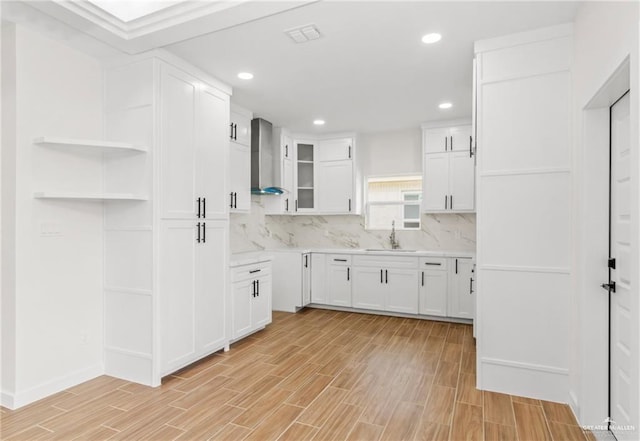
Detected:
left=295, top=140, right=317, bottom=212
left=318, top=160, right=353, bottom=214
left=104, top=55, right=231, bottom=385
left=352, top=267, right=384, bottom=310
left=448, top=257, right=474, bottom=319
left=310, top=253, right=327, bottom=304
left=326, top=255, right=352, bottom=307
left=229, top=104, right=252, bottom=213
left=231, top=260, right=272, bottom=341
left=422, top=123, right=475, bottom=213
left=264, top=128, right=294, bottom=215
left=271, top=250, right=312, bottom=312
left=419, top=257, right=448, bottom=317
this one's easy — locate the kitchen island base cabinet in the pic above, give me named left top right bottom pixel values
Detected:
left=231, top=260, right=272, bottom=341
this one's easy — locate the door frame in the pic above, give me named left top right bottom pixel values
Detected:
left=577, top=57, right=638, bottom=438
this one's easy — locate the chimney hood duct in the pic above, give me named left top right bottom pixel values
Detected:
left=251, top=118, right=285, bottom=195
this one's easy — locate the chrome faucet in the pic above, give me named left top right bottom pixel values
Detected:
left=389, top=221, right=400, bottom=249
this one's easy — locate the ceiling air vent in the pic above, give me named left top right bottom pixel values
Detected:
left=285, top=24, right=321, bottom=43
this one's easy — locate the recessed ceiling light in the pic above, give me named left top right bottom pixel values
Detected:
left=313, top=119, right=325, bottom=126
left=237, top=72, right=254, bottom=80
left=422, top=33, right=442, bottom=44
left=438, top=102, right=453, bottom=109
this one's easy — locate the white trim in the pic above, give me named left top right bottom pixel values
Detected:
left=420, top=118, right=472, bottom=130
left=479, top=68, right=572, bottom=87
left=104, top=346, right=153, bottom=360
left=482, top=357, right=568, bottom=375
left=1, top=365, right=103, bottom=410
left=474, top=22, right=573, bottom=54
left=104, top=286, right=153, bottom=296
left=479, top=264, right=571, bottom=274
left=307, top=304, right=473, bottom=324
left=480, top=167, right=571, bottom=178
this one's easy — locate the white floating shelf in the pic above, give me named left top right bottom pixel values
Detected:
left=34, top=192, right=148, bottom=201
left=33, top=137, right=147, bottom=153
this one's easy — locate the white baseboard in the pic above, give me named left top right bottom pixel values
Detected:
left=1, top=364, right=103, bottom=410
left=480, top=357, right=569, bottom=403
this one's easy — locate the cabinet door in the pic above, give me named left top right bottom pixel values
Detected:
left=449, top=258, right=474, bottom=319
left=317, top=160, right=353, bottom=214
left=160, top=220, right=197, bottom=373
left=327, top=265, right=352, bottom=307
left=385, top=269, right=419, bottom=314
left=352, top=267, right=384, bottom=310
left=230, top=110, right=251, bottom=146
left=283, top=157, right=294, bottom=213
left=230, top=143, right=251, bottom=212
left=424, top=128, right=450, bottom=153
left=450, top=151, right=475, bottom=211
left=232, top=280, right=253, bottom=339
left=160, top=65, right=198, bottom=220
left=295, top=141, right=316, bottom=212
left=423, top=153, right=450, bottom=212
left=302, top=254, right=311, bottom=306
left=449, top=125, right=473, bottom=153
left=197, top=221, right=228, bottom=353
left=198, top=86, right=229, bottom=219
left=311, top=254, right=327, bottom=304
left=316, top=138, right=352, bottom=161
left=419, top=269, right=448, bottom=317
left=252, top=275, right=272, bottom=329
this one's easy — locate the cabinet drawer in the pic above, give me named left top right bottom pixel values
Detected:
left=328, top=254, right=352, bottom=265
left=353, top=255, right=418, bottom=269
left=231, top=262, right=272, bottom=282
left=419, top=257, right=448, bottom=270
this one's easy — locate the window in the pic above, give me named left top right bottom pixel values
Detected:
left=366, top=176, right=422, bottom=230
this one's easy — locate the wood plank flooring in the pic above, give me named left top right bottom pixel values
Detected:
left=1, top=309, right=591, bottom=441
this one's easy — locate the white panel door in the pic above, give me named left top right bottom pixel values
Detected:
left=450, top=151, right=475, bottom=211
left=327, top=265, right=353, bottom=307
left=197, top=86, right=229, bottom=219
left=609, top=92, right=636, bottom=440
left=230, top=110, right=251, bottom=146
left=352, top=267, right=384, bottom=310
left=230, top=143, right=251, bottom=212
left=449, top=258, right=474, bottom=319
left=197, top=221, right=227, bottom=353
left=317, top=160, right=353, bottom=213
left=310, top=254, right=327, bottom=304
left=419, top=269, right=448, bottom=317
left=385, top=269, right=419, bottom=314
left=161, top=65, right=197, bottom=220
left=160, top=220, right=197, bottom=374
left=449, top=125, right=473, bottom=153
left=423, top=153, right=450, bottom=211
left=252, top=275, right=272, bottom=329
left=424, top=127, right=450, bottom=153
left=232, top=280, right=252, bottom=340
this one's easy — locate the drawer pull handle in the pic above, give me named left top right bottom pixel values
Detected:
left=334, top=258, right=347, bottom=262
left=424, top=262, right=442, bottom=266
left=249, top=269, right=261, bottom=274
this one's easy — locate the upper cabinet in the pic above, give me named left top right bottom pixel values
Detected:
left=229, top=104, right=252, bottom=213
left=265, top=132, right=358, bottom=216
left=423, top=125, right=473, bottom=154
left=422, top=122, right=475, bottom=213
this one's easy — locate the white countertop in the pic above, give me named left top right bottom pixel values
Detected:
left=232, top=248, right=475, bottom=263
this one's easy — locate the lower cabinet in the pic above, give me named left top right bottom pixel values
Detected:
left=231, top=260, right=272, bottom=341
left=327, top=255, right=352, bottom=307
left=448, top=257, right=474, bottom=319
left=419, top=258, right=448, bottom=317
left=352, top=267, right=384, bottom=310
left=385, top=269, right=419, bottom=314
left=160, top=220, right=228, bottom=376
left=302, top=253, right=311, bottom=306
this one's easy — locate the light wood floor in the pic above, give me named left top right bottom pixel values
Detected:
left=2, top=309, right=592, bottom=441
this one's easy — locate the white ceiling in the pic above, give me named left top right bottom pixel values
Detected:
left=4, top=0, right=582, bottom=134
left=166, top=1, right=581, bottom=133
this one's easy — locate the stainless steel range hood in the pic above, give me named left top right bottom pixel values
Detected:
left=251, top=118, right=284, bottom=195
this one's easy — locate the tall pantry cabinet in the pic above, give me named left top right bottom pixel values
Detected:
left=103, top=53, right=231, bottom=386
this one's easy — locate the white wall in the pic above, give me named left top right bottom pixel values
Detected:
left=359, top=128, right=422, bottom=177
left=571, top=1, right=640, bottom=431
left=1, top=25, right=105, bottom=408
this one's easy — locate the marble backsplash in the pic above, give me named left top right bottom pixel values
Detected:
left=230, top=197, right=476, bottom=253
